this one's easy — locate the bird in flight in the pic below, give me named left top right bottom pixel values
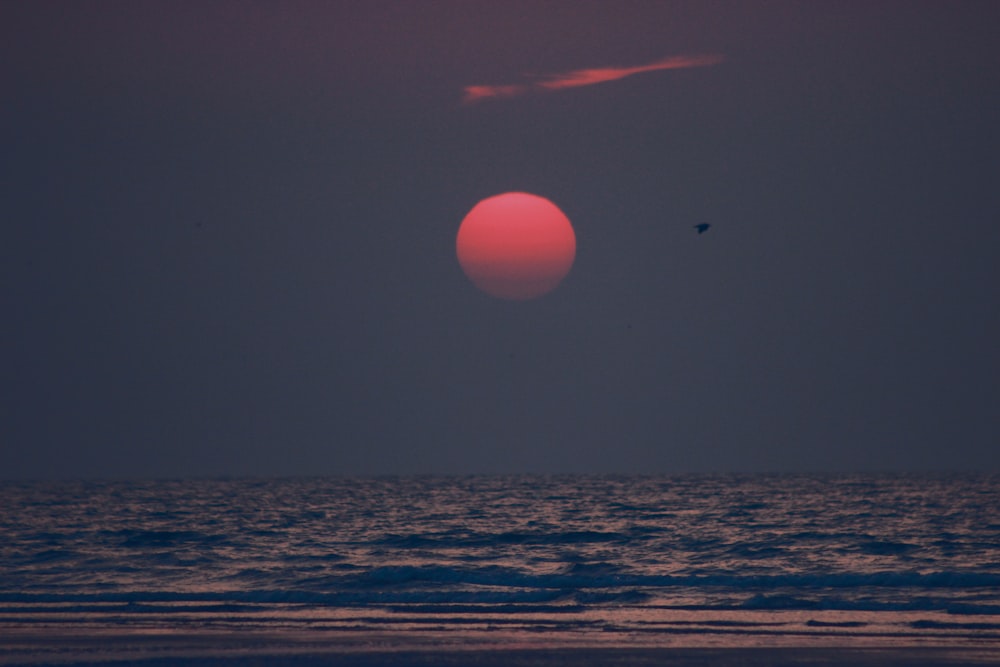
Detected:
left=694, top=223, right=711, bottom=234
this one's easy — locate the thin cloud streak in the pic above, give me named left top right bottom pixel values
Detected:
left=463, top=53, right=724, bottom=104
left=462, top=84, right=528, bottom=103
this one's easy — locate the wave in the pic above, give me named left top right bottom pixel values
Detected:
left=1, top=589, right=999, bottom=616
left=4, top=564, right=1000, bottom=615
left=910, top=619, right=1000, bottom=630
left=742, top=594, right=1000, bottom=614
left=341, top=565, right=1000, bottom=591
left=7, top=562, right=999, bottom=595
left=0, top=589, right=567, bottom=607
left=106, top=529, right=230, bottom=548
left=374, top=529, right=634, bottom=548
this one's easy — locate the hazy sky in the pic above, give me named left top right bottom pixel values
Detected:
left=3, top=1, right=998, bottom=478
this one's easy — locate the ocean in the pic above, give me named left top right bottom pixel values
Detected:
left=2, top=474, right=999, bottom=666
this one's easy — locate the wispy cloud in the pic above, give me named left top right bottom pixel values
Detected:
left=463, top=54, right=724, bottom=104
left=462, top=84, right=528, bottom=104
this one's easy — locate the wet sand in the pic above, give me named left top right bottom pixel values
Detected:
left=4, top=629, right=1000, bottom=667
left=6, top=648, right=1000, bottom=667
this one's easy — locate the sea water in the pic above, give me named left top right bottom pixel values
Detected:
left=2, top=474, right=999, bottom=662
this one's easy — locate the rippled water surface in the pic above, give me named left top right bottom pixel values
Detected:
left=2, top=474, right=1000, bottom=657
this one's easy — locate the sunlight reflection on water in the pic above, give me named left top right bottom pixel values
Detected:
left=1, top=474, right=999, bottom=656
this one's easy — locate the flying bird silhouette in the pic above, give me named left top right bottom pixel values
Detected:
left=694, top=223, right=711, bottom=234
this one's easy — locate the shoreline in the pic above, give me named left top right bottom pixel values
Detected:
left=4, top=647, right=1000, bottom=667
left=4, top=628, right=1000, bottom=667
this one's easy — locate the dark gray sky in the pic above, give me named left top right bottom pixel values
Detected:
left=3, top=1, right=998, bottom=478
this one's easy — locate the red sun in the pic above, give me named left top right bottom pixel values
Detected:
left=456, top=192, right=576, bottom=300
